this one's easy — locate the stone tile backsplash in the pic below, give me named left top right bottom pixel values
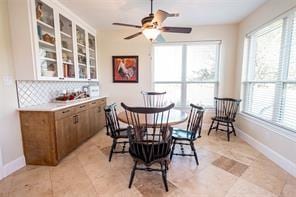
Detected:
left=16, top=80, right=99, bottom=108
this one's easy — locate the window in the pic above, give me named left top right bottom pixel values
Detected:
left=153, top=42, right=221, bottom=108
left=243, top=11, right=296, bottom=132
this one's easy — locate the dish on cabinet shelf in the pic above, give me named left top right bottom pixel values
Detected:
left=36, top=0, right=54, bottom=27
left=42, top=70, right=56, bottom=77
left=63, top=63, right=75, bottom=78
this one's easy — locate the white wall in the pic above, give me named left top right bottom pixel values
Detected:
left=0, top=0, right=24, bottom=175
left=98, top=24, right=238, bottom=108
left=235, top=0, right=296, bottom=174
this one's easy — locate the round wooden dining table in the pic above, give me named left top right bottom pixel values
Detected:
left=117, top=109, right=188, bottom=126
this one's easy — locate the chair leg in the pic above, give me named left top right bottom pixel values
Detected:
left=190, top=142, right=199, bottom=166
left=128, top=161, right=137, bottom=189
left=170, top=139, right=176, bottom=160
left=198, top=129, right=202, bottom=138
left=231, top=122, right=236, bottom=136
left=208, top=120, right=215, bottom=135
left=226, top=123, right=230, bottom=142
left=109, top=139, right=116, bottom=162
left=216, top=122, right=220, bottom=132
left=165, top=160, right=169, bottom=170
left=161, top=163, right=169, bottom=192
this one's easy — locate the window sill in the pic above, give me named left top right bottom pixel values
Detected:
left=238, top=112, right=296, bottom=143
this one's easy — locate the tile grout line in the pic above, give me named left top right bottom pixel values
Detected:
left=48, top=167, right=54, bottom=197
left=75, top=141, right=100, bottom=196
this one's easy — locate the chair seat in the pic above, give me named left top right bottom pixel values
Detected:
left=114, top=128, right=129, bottom=138
left=172, top=128, right=195, bottom=140
left=211, top=116, right=234, bottom=123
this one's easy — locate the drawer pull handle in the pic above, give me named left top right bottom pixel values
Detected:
left=62, top=110, right=70, bottom=113
left=80, top=105, right=86, bottom=108
left=73, top=115, right=79, bottom=124
left=91, top=102, right=96, bottom=104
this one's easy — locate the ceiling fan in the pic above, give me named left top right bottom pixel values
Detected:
left=112, top=0, right=192, bottom=42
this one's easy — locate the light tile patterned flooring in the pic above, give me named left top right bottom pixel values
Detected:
left=0, top=128, right=295, bottom=197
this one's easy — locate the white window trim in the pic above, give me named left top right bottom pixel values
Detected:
left=152, top=41, right=221, bottom=109
left=242, top=8, right=296, bottom=133
left=239, top=112, right=296, bottom=143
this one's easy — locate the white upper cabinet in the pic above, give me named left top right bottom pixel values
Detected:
left=8, top=0, right=98, bottom=81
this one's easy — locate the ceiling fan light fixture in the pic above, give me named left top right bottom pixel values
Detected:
left=142, top=28, right=160, bottom=41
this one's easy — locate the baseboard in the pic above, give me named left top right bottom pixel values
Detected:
left=0, top=149, right=3, bottom=180
left=236, top=127, right=296, bottom=177
left=2, top=155, right=26, bottom=179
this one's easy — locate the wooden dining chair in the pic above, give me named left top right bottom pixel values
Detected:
left=141, top=91, right=166, bottom=107
left=121, top=102, right=175, bottom=192
left=104, top=103, right=129, bottom=161
left=208, top=97, right=241, bottom=141
left=170, top=104, right=204, bottom=165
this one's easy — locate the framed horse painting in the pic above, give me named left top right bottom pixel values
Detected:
left=112, top=56, right=139, bottom=83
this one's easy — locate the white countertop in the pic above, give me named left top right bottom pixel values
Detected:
left=18, top=96, right=107, bottom=112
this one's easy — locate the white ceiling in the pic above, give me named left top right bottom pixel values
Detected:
left=57, top=0, right=267, bottom=29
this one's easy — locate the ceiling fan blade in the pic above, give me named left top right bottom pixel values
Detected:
left=154, top=34, right=166, bottom=43
left=161, top=26, right=192, bottom=33
left=124, top=32, right=142, bottom=40
left=152, top=10, right=179, bottom=25
left=112, top=23, right=141, bottom=28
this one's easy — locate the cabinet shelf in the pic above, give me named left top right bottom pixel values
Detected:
left=63, top=61, right=73, bottom=65
left=40, top=57, right=56, bottom=62
left=62, top=48, right=72, bottom=53
left=61, top=31, right=72, bottom=38
left=77, top=42, right=86, bottom=47
left=79, top=63, right=87, bottom=66
left=39, top=40, right=55, bottom=47
left=78, top=53, right=86, bottom=57
left=37, top=19, right=54, bottom=30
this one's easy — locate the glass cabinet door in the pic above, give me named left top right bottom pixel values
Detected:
left=59, top=14, right=75, bottom=79
left=88, top=33, right=97, bottom=79
left=76, top=25, right=87, bottom=79
left=35, top=0, right=58, bottom=78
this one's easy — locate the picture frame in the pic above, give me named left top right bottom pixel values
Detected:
left=112, top=56, right=139, bottom=83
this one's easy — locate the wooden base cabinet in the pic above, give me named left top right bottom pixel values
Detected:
left=19, top=98, right=106, bottom=166
left=89, top=99, right=105, bottom=136
left=55, top=114, right=77, bottom=160
left=76, top=109, right=90, bottom=145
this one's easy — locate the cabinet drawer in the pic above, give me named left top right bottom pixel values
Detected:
left=89, top=100, right=99, bottom=108
left=75, top=103, right=89, bottom=113
left=55, top=107, right=75, bottom=120
left=98, top=98, right=106, bottom=105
